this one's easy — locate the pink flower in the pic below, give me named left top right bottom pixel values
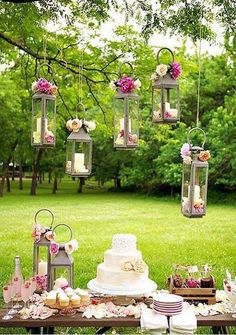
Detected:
left=36, top=78, right=51, bottom=94
left=50, top=242, right=59, bottom=255
left=45, top=134, right=54, bottom=143
left=170, top=62, right=182, bottom=80
left=180, top=143, right=191, bottom=158
left=117, top=76, right=135, bottom=93
left=164, top=111, right=172, bottom=118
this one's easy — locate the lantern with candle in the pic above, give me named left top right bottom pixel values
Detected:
left=181, top=128, right=210, bottom=218
left=66, top=103, right=94, bottom=177
left=49, top=224, right=78, bottom=290
left=32, top=209, right=55, bottom=290
left=110, top=62, right=140, bottom=150
left=31, top=64, right=57, bottom=148
left=151, top=48, right=181, bottom=124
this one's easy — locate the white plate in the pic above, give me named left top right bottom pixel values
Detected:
left=153, top=293, right=183, bottom=303
left=87, top=279, right=157, bottom=297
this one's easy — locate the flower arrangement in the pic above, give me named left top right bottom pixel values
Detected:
left=31, top=223, right=54, bottom=242
left=109, top=76, right=141, bottom=94
left=50, top=239, right=79, bottom=255
left=32, top=78, right=58, bottom=95
left=36, top=274, right=48, bottom=291
left=120, top=258, right=146, bottom=273
left=180, top=143, right=211, bottom=165
left=151, top=61, right=182, bottom=81
left=66, top=119, right=96, bottom=133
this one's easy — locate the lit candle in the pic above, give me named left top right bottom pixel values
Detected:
left=74, top=153, right=85, bottom=173
left=164, top=102, right=170, bottom=111
left=36, top=118, right=41, bottom=133
left=188, top=185, right=200, bottom=201
left=38, top=260, right=47, bottom=275
left=119, top=118, right=131, bottom=132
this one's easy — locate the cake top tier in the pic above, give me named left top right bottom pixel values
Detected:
left=112, top=234, right=137, bottom=254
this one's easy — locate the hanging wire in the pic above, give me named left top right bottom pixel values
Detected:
left=124, top=0, right=129, bottom=55
left=43, top=33, right=47, bottom=63
left=196, top=2, right=203, bottom=127
left=78, top=49, right=84, bottom=105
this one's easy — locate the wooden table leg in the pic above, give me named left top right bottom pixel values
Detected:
left=95, top=327, right=111, bottom=334
left=43, top=326, right=54, bottom=334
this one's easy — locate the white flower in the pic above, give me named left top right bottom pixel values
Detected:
left=156, top=64, right=168, bottom=77
left=87, top=121, right=96, bottom=131
left=183, top=156, right=192, bottom=165
left=109, top=80, right=117, bottom=90
left=121, top=260, right=133, bottom=271
left=66, top=120, right=72, bottom=131
left=32, top=81, right=38, bottom=92
left=65, top=239, right=79, bottom=254
left=134, top=79, right=141, bottom=89
left=150, top=73, right=158, bottom=81
left=71, top=119, right=82, bottom=132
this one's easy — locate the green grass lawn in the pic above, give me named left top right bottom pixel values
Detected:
left=0, top=178, right=236, bottom=334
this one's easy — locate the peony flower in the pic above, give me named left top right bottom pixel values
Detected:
left=65, top=239, right=79, bottom=254
left=31, top=230, right=41, bottom=242
left=180, top=143, right=191, bottom=158
left=66, top=120, right=72, bottom=131
left=50, top=242, right=59, bottom=255
left=150, top=73, right=158, bottom=81
left=170, top=61, right=182, bottom=80
left=45, top=230, right=54, bottom=241
left=117, top=76, right=135, bottom=93
left=156, top=64, right=168, bottom=77
left=198, top=150, right=211, bottom=161
left=49, top=84, right=58, bottom=95
left=183, top=156, right=192, bottom=165
left=35, top=78, right=51, bottom=94
left=71, top=119, right=82, bottom=132
left=121, top=260, right=133, bottom=271
left=134, top=79, right=141, bottom=89
left=45, top=131, right=54, bottom=143
left=164, top=111, right=172, bottom=119
left=109, top=81, right=117, bottom=90
left=132, top=259, right=145, bottom=273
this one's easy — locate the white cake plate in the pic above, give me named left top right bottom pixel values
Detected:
left=87, top=278, right=157, bottom=297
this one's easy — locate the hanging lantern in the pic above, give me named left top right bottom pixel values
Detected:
left=31, top=64, right=57, bottom=147
left=110, top=62, right=140, bottom=150
left=32, top=209, right=55, bottom=290
left=49, top=224, right=78, bottom=290
left=181, top=128, right=211, bottom=218
left=151, top=48, right=181, bottom=124
left=65, top=103, right=95, bottom=177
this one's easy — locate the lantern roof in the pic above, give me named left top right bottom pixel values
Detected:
left=67, top=126, right=92, bottom=142
left=34, top=234, right=51, bottom=246
left=50, top=245, right=74, bottom=266
left=152, top=73, right=179, bottom=89
left=114, top=90, right=139, bottom=99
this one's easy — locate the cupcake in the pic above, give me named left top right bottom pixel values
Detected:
left=59, top=295, right=70, bottom=307
left=45, top=291, right=56, bottom=306
left=71, top=294, right=81, bottom=307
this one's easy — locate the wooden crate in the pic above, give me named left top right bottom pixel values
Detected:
left=168, top=276, right=216, bottom=304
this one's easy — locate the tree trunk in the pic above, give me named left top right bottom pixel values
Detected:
left=30, top=149, right=43, bottom=196
left=170, top=186, right=174, bottom=197
left=78, top=177, right=85, bottom=193
left=39, top=171, right=42, bottom=184
left=48, top=170, right=51, bottom=183
left=6, top=176, right=11, bottom=192
left=0, top=177, right=3, bottom=197
left=52, top=176, right=58, bottom=194
left=19, top=158, right=23, bottom=190
left=12, top=160, right=15, bottom=181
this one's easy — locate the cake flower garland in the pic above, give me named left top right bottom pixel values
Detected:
left=121, top=258, right=146, bottom=273
left=151, top=61, right=182, bottom=81
left=109, top=76, right=141, bottom=93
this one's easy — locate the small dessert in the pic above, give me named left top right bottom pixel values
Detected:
left=53, top=277, right=68, bottom=290
left=59, top=295, right=69, bottom=307
left=71, top=294, right=81, bottom=307
left=45, top=291, right=56, bottom=306
left=75, top=288, right=90, bottom=304
left=65, top=287, right=74, bottom=298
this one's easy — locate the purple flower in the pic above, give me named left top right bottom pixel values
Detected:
left=45, top=135, right=54, bottom=143
left=117, top=76, right=135, bottom=93
left=170, top=62, right=182, bottom=80
left=50, top=242, right=59, bottom=255
left=180, top=143, right=191, bottom=158
left=36, top=78, right=51, bottom=94
left=36, top=274, right=47, bottom=291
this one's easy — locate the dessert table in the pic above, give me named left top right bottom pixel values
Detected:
left=0, top=308, right=235, bottom=334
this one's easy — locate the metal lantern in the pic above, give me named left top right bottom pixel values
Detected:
left=152, top=48, right=180, bottom=124
left=31, top=64, right=56, bottom=148
left=181, top=128, right=209, bottom=218
left=49, top=224, right=74, bottom=290
left=114, top=62, right=139, bottom=150
left=66, top=105, right=93, bottom=178
left=33, top=209, right=55, bottom=289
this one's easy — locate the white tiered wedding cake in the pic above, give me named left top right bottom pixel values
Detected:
left=87, top=234, right=157, bottom=295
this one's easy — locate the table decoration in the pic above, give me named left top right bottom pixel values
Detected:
left=2, top=285, right=13, bottom=320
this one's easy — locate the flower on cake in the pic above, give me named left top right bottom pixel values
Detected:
left=120, top=258, right=146, bottom=273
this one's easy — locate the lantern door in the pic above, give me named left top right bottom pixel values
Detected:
left=49, top=249, right=74, bottom=290
left=66, top=140, right=92, bottom=177
left=43, top=96, right=56, bottom=146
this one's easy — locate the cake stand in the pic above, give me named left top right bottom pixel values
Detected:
left=87, top=278, right=157, bottom=297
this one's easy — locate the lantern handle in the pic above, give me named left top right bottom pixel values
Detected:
left=157, top=48, right=174, bottom=64
left=52, top=224, right=73, bottom=242
left=34, top=208, right=54, bottom=229
left=37, top=63, right=54, bottom=81
left=187, top=127, right=206, bottom=149
left=75, top=102, right=86, bottom=118
left=119, top=61, right=134, bottom=77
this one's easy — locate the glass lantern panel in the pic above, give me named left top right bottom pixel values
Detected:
left=50, top=266, right=73, bottom=288
left=32, top=98, right=42, bottom=145
left=43, top=99, right=56, bottom=145
left=163, top=88, right=179, bottom=121
left=190, top=166, right=207, bottom=216
left=114, top=98, right=125, bottom=147
left=34, top=246, right=49, bottom=275
left=66, top=141, right=73, bottom=175
left=72, top=141, right=90, bottom=175
left=181, top=164, right=191, bottom=215
left=127, top=99, right=139, bottom=146
left=152, top=88, right=162, bottom=122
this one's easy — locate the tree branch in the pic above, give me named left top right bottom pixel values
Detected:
left=85, top=78, right=107, bottom=124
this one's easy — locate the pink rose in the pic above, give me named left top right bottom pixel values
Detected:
left=50, top=242, right=59, bottom=255
left=117, top=76, right=135, bottom=93
left=180, top=143, right=191, bottom=158
left=170, top=61, right=182, bottom=80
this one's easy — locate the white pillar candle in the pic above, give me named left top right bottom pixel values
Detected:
left=74, top=153, right=85, bottom=172
left=119, top=118, right=131, bottom=132
left=44, top=118, right=48, bottom=131
left=164, top=102, right=170, bottom=111
left=38, top=260, right=47, bottom=275
left=188, top=185, right=201, bottom=202
left=36, top=117, right=41, bottom=133
left=169, top=108, right=178, bottom=118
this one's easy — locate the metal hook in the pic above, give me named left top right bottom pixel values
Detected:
left=187, top=127, right=206, bottom=149
left=34, top=208, right=54, bottom=229
left=37, top=63, right=54, bottom=81
left=52, top=223, right=73, bottom=242
left=119, top=61, right=134, bottom=77
left=157, top=48, right=175, bottom=65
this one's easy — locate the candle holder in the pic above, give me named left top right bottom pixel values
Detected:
left=32, top=208, right=55, bottom=291
left=66, top=103, right=93, bottom=177
left=31, top=64, right=57, bottom=148
left=181, top=128, right=210, bottom=218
